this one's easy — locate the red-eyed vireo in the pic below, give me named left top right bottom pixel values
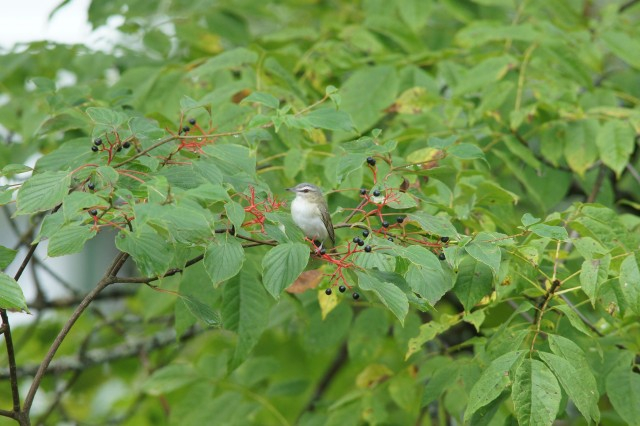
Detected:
left=287, top=183, right=335, bottom=245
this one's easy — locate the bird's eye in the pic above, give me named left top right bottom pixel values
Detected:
left=302, top=189, right=309, bottom=193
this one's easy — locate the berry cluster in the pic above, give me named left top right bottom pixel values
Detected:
left=90, top=135, right=132, bottom=164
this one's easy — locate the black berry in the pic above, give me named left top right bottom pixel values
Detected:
left=123, top=141, right=131, bottom=149
left=353, top=237, right=361, bottom=244
left=388, top=237, right=394, bottom=242
left=396, top=216, right=404, bottom=224
left=188, top=118, right=196, bottom=125
left=366, top=156, right=376, bottom=166
left=94, top=138, right=102, bottom=146
left=116, top=146, right=122, bottom=152
left=364, top=245, right=372, bottom=253
left=362, top=230, right=369, bottom=238
left=325, top=288, right=332, bottom=296
left=372, top=190, right=381, bottom=197
left=338, top=285, right=346, bottom=293
left=358, top=240, right=365, bottom=246
left=182, top=125, right=190, bottom=132
left=87, top=182, right=95, bottom=190
left=359, top=188, right=368, bottom=195
left=91, top=145, right=99, bottom=152
left=89, top=209, right=98, bottom=216
left=438, top=252, right=446, bottom=261
left=319, top=248, right=326, bottom=255
left=382, top=221, right=389, bottom=228
left=352, top=292, right=360, bottom=300
left=441, top=236, right=450, bottom=243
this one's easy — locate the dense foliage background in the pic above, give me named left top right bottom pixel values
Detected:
left=1, top=0, right=640, bottom=424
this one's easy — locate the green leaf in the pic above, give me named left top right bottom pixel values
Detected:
left=115, top=225, right=174, bottom=276
left=302, top=108, right=354, bottom=131
left=0, top=245, right=18, bottom=269
left=405, top=321, right=449, bottom=360
left=605, top=365, right=640, bottom=425
left=553, top=304, right=593, bottom=336
left=356, top=270, right=408, bottom=325
left=224, top=200, right=246, bottom=231
left=62, top=192, right=109, bottom=222
left=521, top=213, right=541, bottom=227
left=529, top=223, right=569, bottom=240
left=596, top=120, right=635, bottom=178
left=580, top=255, right=610, bottom=306
left=0, top=272, right=30, bottom=313
left=564, top=120, right=598, bottom=177
left=86, top=107, right=127, bottom=127
left=407, top=212, right=458, bottom=238
left=539, top=351, right=600, bottom=423
left=189, top=47, right=258, bottom=76
left=401, top=245, right=453, bottom=304
left=178, top=294, right=221, bottom=327
left=16, top=171, right=71, bottom=215
left=0, top=188, right=17, bottom=206
left=465, top=240, right=501, bottom=274
left=262, top=243, right=309, bottom=298
left=454, top=256, right=493, bottom=311
left=142, top=364, right=199, bottom=396
left=240, top=92, right=279, bottom=109
left=204, top=238, right=245, bottom=286
left=222, top=266, right=271, bottom=368
left=338, top=65, right=398, bottom=133
left=464, top=350, right=525, bottom=420
left=447, top=143, right=485, bottom=160
left=619, top=254, right=640, bottom=315
left=512, top=359, right=561, bottom=426
left=602, top=30, right=640, bottom=69
left=48, top=223, right=97, bottom=257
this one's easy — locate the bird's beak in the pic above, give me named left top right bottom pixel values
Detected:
left=286, top=187, right=294, bottom=192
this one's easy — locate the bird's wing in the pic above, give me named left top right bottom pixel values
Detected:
left=319, top=203, right=335, bottom=244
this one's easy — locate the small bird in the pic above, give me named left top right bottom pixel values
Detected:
left=287, top=183, right=335, bottom=246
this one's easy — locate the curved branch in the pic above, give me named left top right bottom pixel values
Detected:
left=22, top=252, right=129, bottom=413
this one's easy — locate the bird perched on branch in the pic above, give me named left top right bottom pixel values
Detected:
left=287, top=183, right=335, bottom=247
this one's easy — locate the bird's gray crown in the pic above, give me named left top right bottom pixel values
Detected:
left=288, top=183, right=322, bottom=194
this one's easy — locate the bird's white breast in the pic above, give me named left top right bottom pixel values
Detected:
left=291, top=197, right=329, bottom=241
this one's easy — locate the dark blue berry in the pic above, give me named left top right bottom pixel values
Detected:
left=87, top=182, right=95, bottom=190
left=325, top=288, right=332, bottom=295
left=352, top=292, right=360, bottom=300
left=89, top=209, right=98, bottom=216
left=182, top=125, right=190, bottom=132
left=362, top=230, right=369, bottom=238
left=360, top=188, right=367, bottom=195
left=353, top=237, right=361, bottom=244
left=372, top=190, right=381, bottom=197
left=320, top=248, right=327, bottom=255
left=357, top=240, right=365, bottom=246
left=396, top=216, right=404, bottom=224
left=123, top=141, right=131, bottom=149
left=188, top=118, right=196, bottom=125
left=366, top=157, right=376, bottom=166
left=438, top=252, right=446, bottom=261
left=91, top=145, right=99, bottom=152
left=338, top=285, right=346, bottom=293
left=94, top=138, right=102, bottom=146
left=364, top=245, right=372, bottom=253
left=382, top=221, right=389, bottom=228
left=441, top=236, right=450, bottom=243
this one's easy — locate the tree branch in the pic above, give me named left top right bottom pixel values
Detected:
left=22, top=252, right=129, bottom=413
left=0, top=327, right=198, bottom=380
left=619, top=0, right=640, bottom=12
left=298, top=342, right=348, bottom=419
